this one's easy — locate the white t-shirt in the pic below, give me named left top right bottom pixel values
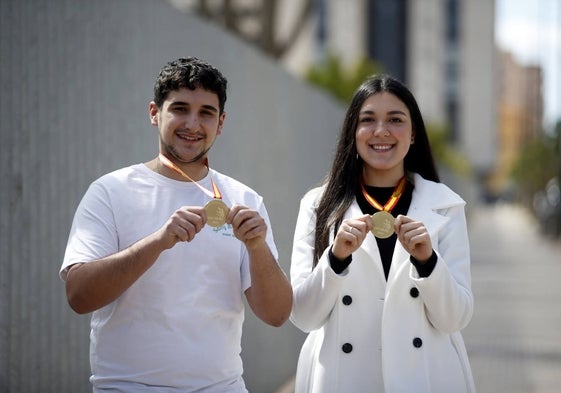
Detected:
left=61, top=164, right=278, bottom=392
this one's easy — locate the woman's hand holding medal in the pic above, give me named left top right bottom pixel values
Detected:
left=394, top=215, right=433, bottom=263
left=330, top=213, right=433, bottom=264
left=332, top=215, right=372, bottom=260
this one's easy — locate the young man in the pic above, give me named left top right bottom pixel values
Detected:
left=60, top=57, right=292, bottom=392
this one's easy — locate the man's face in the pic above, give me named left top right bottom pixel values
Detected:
left=149, top=87, right=225, bottom=165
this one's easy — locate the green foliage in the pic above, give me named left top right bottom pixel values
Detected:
left=510, top=131, right=561, bottom=198
left=305, top=54, right=383, bottom=104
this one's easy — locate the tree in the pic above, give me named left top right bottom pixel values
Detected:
left=510, top=131, right=561, bottom=202
left=305, top=54, right=383, bottom=104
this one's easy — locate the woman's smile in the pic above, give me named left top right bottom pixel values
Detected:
left=369, top=143, right=394, bottom=152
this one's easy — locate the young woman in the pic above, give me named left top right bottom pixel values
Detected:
left=290, top=75, right=476, bottom=393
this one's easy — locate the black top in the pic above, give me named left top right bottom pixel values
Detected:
left=329, top=178, right=436, bottom=279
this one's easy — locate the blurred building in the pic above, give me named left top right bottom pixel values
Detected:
left=490, top=49, right=544, bottom=197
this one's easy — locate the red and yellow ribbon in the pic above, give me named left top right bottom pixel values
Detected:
left=360, top=176, right=406, bottom=213
left=158, top=153, right=222, bottom=200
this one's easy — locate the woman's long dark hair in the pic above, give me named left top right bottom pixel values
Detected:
left=312, top=75, right=440, bottom=267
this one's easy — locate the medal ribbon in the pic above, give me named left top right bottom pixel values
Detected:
left=158, top=153, right=222, bottom=200
left=360, top=176, right=406, bottom=213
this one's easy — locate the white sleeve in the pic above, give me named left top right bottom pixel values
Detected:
left=289, top=189, right=344, bottom=333
left=411, top=204, right=474, bottom=333
left=59, top=181, right=118, bottom=281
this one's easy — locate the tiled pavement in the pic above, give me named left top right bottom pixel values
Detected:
left=463, top=203, right=561, bottom=393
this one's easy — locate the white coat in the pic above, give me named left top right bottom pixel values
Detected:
left=290, top=174, right=476, bottom=393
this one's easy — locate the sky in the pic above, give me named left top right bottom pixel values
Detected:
left=495, top=0, right=561, bottom=132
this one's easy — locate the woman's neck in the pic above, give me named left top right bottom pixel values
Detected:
left=362, top=167, right=405, bottom=187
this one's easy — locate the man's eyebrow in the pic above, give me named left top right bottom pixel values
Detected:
left=200, top=104, right=219, bottom=113
left=169, top=100, right=187, bottom=106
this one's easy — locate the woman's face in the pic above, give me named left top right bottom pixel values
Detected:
left=355, top=92, right=413, bottom=186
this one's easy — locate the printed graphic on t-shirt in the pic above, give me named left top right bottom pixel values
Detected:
left=212, top=223, right=235, bottom=237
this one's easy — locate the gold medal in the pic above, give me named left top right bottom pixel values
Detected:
left=361, top=176, right=406, bottom=239
left=371, top=210, right=395, bottom=239
left=158, top=154, right=231, bottom=228
left=204, top=199, right=230, bottom=227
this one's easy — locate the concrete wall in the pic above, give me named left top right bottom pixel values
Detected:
left=0, top=1, right=345, bottom=392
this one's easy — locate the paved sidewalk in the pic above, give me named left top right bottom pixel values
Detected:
left=463, top=203, right=561, bottom=393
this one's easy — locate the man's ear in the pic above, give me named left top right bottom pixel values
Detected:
left=149, top=102, right=159, bottom=126
left=217, top=111, right=226, bottom=135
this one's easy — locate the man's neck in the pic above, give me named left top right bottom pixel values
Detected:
left=148, top=156, right=209, bottom=182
